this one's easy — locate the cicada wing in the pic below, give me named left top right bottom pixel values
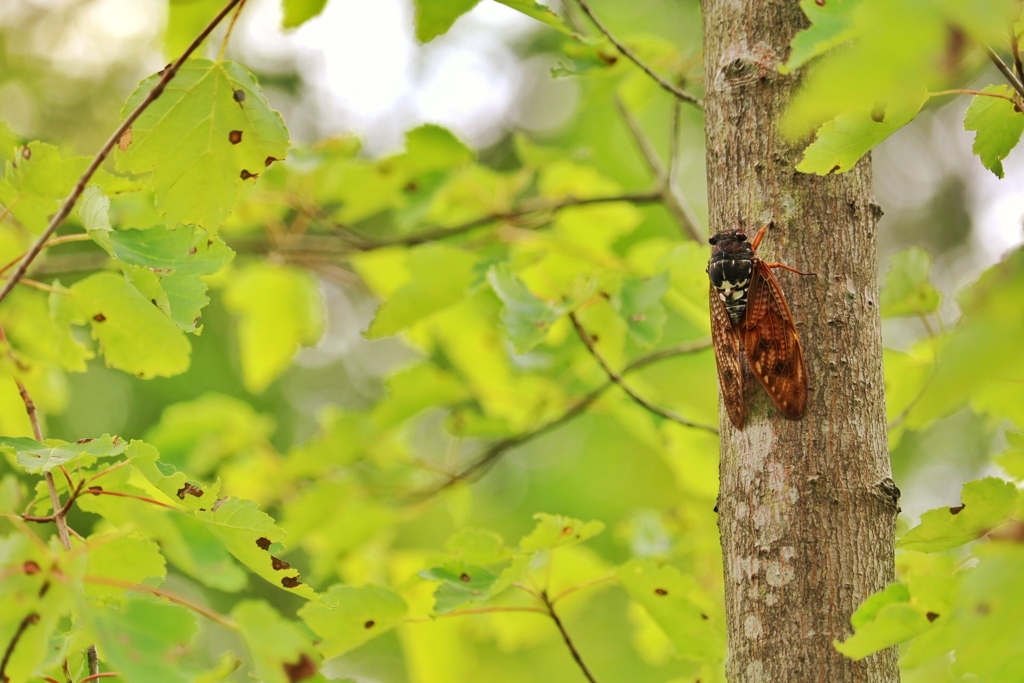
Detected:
left=710, top=284, right=746, bottom=428
left=741, top=261, right=807, bottom=419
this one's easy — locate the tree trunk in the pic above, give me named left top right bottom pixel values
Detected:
left=701, top=2, right=901, bottom=681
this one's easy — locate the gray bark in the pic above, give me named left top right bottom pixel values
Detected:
left=701, top=1, right=901, bottom=681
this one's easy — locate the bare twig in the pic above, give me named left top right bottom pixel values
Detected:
left=1011, top=25, right=1024, bottom=85
left=87, top=645, right=100, bottom=677
left=0, top=613, right=39, bottom=681
left=335, top=190, right=665, bottom=251
left=985, top=45, right=1024, bottom=101
left=407, top=335, right=713, bottom=500
left=574, top=0, right=701, bottom=109
left=0, top=322, right=73, bottom=550
left=0, top=0, right=245, bottom=307
left=614, top=97, right=704, bottom=242
left=570, top=312, right=717, bottom=433
left=541, top=590, right=599, bottom=683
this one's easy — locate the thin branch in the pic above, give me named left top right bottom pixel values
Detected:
left=985, top=45, right=1024, bottom=101
left=80, top=674, right=118, bottom=682
left=334, top=190, right=665, bottom=251
left=0, top=322, right=73, bottom=550
left=574, top=0, right=702, bottom=109
left=0, top=613, right=39, bottom=681
left=549, top=574, right=615, bottom=605
left=569, top=312, right=718, bottom=433
left=929, top=88, right=1017, bottom=103
left=1012, top=25, right=1024, bottom=85
left=0, top=233, right=92, bottom=276
left=87, top=644, right=100, bottom=677
left=406, top=335, right=713, bottom=500
left=541, top=591, right=599, bottom=683
left=614, top=97, right=704, bottom=242
left=0, top=0, right=245, bottom=307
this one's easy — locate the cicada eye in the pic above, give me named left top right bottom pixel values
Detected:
left=735, top=231, right=748, bottom=242
left=708, top=234, right=719, bottom=245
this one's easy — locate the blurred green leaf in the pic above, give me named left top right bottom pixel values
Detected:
left=298, top=584, right=408, bottom=658
left=282, top=0, right=329, bottom=28
left=834, top=583, right=932, bottom=660
left=222, top=263, right=324, bottom=393
left=487, top=263, right=562, bottom=353
left=795, top=88, right=928, bottom=174
left=964, top=85, right=1024, bottom=179
left=367, top=245, right=476, bottom=338
left=519, top=512, right=605, bottom=552
left=233, top=601, right=320, bottom=683
left=616, top=559, right=724, bottom=662
left=880, top=248, right=940, bottom=318
left=414, top=0, right=481, bottom=42
left=0, top=433, right=125, bottom=474
left=84, top=533, right=167, bottom=598
left=444, top=528, right=512, bottom=565
left=494, top=0, right=573, bottom=37
left=91, top=599, right=197, bottom=683
left=782, top=0, right=863, bottom=73
left=116, top=59, right=289, bottom=229
left=619, top=273, right=669, bottom=347
left=898, top=477, right=1018, bottom=552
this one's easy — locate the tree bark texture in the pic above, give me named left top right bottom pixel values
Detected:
left=701, top=2, right=901, bottom=682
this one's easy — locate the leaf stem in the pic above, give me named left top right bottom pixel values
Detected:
left=985, top=45, right=1024, bottom=101
left=549, top=574, right=615, bottom=605
left=78, top=488, right=178, bottom=510
left=0, top=233, right=92, bottom=276
left=0, top=0, right=245, bottom=307
left=929, top=88, right=1016, bottom=103
left=614, top=96, right=704, bottom=242
left=79, top=575, right=236, bottom=630
left=406, top=606, right=547, bottom=622
left=217, top=0, right=248, bottom=62
left=574, top=0, right=702, bottom=109
left=569, top=312, right=718, bottom=433
left=541, top=590, right=599, bottom=683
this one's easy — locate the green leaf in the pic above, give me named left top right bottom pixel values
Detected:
left=782, top=0, right=864, bottom=73
left=0, top=119, right=17, bottom=162
left=282, top=0, right=329, bottom=28
left=106, top=225, right=234, bottom=277
left=78, top=184, right=113, bottom=247
left=413, top=0, right=480, bottom=42
left=366, top=245, right=476, bottom=338
left=222, top=263, right=324, bottom=393
left=443, top=528, right=511, bottom=565
left=116, top=59, right=289, bottom=229
left=619, top=273, right=669, bottom=347
left=964, top=85, right=1024, bottom=179
left=487, top=263, right=561, bottom=353
left=298, top=584, right=408, bottom=658
left=880, top=248, right=940, bottom=318
left=85, top=534, right=167, bottom=598
left=420, top=563, right=500, bottom=614
left=834, top=583, right=932, bottom=659
left=233, top=601, right=320, bottom=683
left=795, top=88, right=928, bottom=174
left=131, top=443, right=222, bottom=511
left=70, top=272, right=191, bottom=377
left=616, top=560, right=724, bottom=662
left=0, top=142, right=90, bottom=234
left=0, top=434, right=125, bottom=474
left=195, top=497, right=318, bottom=599
left=91, top=599, right=197, bottom=683
left=49, top=285, right=94, bottom=371
left=493, top=0, right=574, bottom=37
left=898, top=477, right=1019, bottom=552
left=518, top=512, right=605, bottom=552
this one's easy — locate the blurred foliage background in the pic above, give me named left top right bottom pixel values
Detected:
left=1, top=0, right=1024, bottom=681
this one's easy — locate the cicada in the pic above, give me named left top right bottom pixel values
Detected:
left=707, top=224, right=809, bottom=428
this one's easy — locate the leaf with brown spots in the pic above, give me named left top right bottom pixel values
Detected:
left=233, top=601, right=320, bottom=683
